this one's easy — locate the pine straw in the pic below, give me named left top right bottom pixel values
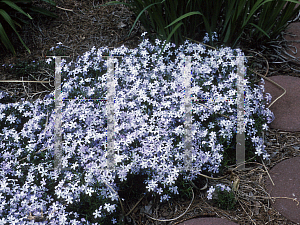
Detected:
left=124, top=128, right=300, bottom=225
left=0, top=0, right=144, bottom=103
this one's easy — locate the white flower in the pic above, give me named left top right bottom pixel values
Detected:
left=146, top=179, right=158, bottom=192
left=104, top=203, right=116, bottom=213
left=207, top=186, right=215, bottom=200
left=263, top=153, right=270, bottom=160
left=169, top=186, right=179, bottom=195
left=262, top=123, right=268, bottom=131
left=160, top=194, right=170, bottom=202
left=6, top=114, right=17, bottom=124
left=157, top=187, right=163, bottom=195
left=0, top=112, right=5, bottom=121
left=46, top=58, right=53, bottom=64
left=203, top=33, right=210, bottom=43
left=93, top=209, right=101, bottom=218
left=66, top=194, right=73, bottom=204
left=255, top=145, right=263, bottom=156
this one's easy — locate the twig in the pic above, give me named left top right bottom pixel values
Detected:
left=142, top=188, right=194, bottom=222
left=237, top=198, right=256, bottom=225
left=260, top=156, right=275, bottom=186
left=18, top=147, right=49, bottom=163
left=28, top=73, right=52, bottom=91
left=0, top=80, right=52, bottom=83
left=31, top=90, right=51, bottom=100
left=56, top=5, right=73, bottom=12
left=102, top=180, right=126, bottom=216
left=244, top=50, right=287, bottom=109
left=25, top=202, right=69, bottom=222
left=125, top=192, right=147, bottom=217
left=21, top=77, right=29, bottom=100
left=183, top=36, right=217, bottom=50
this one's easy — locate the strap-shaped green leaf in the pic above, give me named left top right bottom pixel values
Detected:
left=165, top=11, right=203, bottom=29
left=28, top=6, right=58, bottom=18
left=158, top=22, right=183, bottom=59
left=5, top=0, right=31, bottom=3
left=128, top=0, right=166, bottom=37
left=96, top=1, right=132, bottom=7
left=284, top=0, right=300, bottom=4
left=242, top=0, right=273, bottom=28
left=0, top=22, right=16, bottom=55
left=249, top=23, right=270, bottom=38
left=223, top=22, right=231, bottom=44
left=0, top=9, right=31, bottom=54
left=1, top=0, right=33, bottom=20
left=40, top=0, right=56, bottom=6
left=0, top=9, right=19, bottom=34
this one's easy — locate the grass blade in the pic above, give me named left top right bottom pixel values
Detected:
left=1, top=0, right=33, bottom=19
left=165, top=11, right=203, bottom=29
left=158, top=22, right=183, bottom=58
left=249, top=22, right=270, bottom=38
left=0, top=22, right=16, bottom=55
left=0, top=9, right=31, bottom=54
left=128, top=0, right=166, bottom=37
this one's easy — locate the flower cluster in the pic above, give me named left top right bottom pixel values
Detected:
left=202, top=32, right=219, bottom=44
left=206, top=184, right=237, bottom=210
left=0, top=34, right=274, bottom=223
left=207, top=184, right=231, bottom=200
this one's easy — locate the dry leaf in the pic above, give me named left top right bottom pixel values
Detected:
left=232, top=177, right=240, bottom=192
left=253, top=201, right=260, bottom=215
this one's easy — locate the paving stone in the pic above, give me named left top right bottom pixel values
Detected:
left=284, top=22, right=300, bottom=61
left=259, top=75, right=300, bottom=132
left=177, top=217, right=239, bottom=225
left=265, top=157, right=300, bottom=224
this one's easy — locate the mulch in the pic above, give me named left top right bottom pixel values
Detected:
left=0, top=0, right=145, bottom=103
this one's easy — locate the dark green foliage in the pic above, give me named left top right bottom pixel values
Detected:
left=212, top=185, right=237, bottom=210
left=0, top=0, right=58, bottom=56
left=100, top=0, right=300, bottom=53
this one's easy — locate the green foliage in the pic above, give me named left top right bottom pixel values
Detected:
left=100, top=0, right=300, bottom=52
left=2, top=44, right=69, bottom=80
left=212, top=186, right=237, bottom=210
left=45, top=44, right=70, bottom=57
left=0, top=0, right=58, bottom=56
left=99, top=0, right=196, bottom=51
left=3, top=59, right=43, bottom=77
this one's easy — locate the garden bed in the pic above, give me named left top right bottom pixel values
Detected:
left=0, top=33, right=276, bottom=224
left=1, top=0, right=300, bottom=224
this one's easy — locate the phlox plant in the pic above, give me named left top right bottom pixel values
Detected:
left=0, top=33, right=274, bottom=224
left=207, top=184, right=237, bottom=210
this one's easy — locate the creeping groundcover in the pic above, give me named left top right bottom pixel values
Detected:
left=0, top=34, right=274, bottom=224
